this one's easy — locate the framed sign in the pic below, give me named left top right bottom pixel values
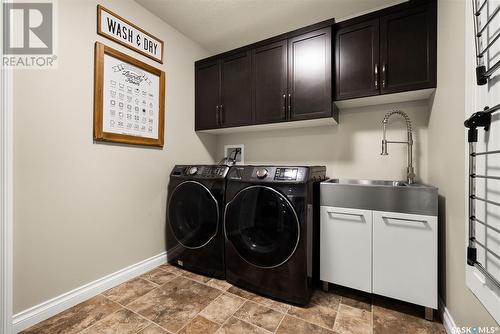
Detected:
left=94, top=42, right=165, bottom=147
left=97, top=5, right=164, bottom=63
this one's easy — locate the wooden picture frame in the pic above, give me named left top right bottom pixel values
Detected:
left=97, top=5, right=164, bottom=64
left=94, top=42, right=165, bottom=147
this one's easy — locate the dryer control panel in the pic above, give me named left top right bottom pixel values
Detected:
left=170, top=165, right=229, bottom=179
left=201, top=166, right=228, bottom=178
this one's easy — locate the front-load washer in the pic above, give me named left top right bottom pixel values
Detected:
left=224, top=165, right=326, bottom=305
left=166, top=165, right=229, bottom=278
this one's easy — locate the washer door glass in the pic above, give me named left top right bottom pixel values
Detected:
left=168, top=181, right=219, bottom=249
left=225, top=186, right=300, bottom=268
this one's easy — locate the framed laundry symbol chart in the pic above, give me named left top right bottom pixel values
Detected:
left=94, top=42, right=165, bottom=147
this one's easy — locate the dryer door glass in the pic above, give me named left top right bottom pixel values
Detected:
left=168, top=181, right=219, bottom=249
left=225, top=186, right=300, bottom=268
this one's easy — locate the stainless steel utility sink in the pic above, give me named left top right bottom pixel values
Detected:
left=320, top=179, right=438, bottom=216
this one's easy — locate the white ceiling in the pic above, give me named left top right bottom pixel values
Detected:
left=136, top=0, right=404, bottom=55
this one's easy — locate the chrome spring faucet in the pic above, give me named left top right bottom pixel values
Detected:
left=381, top=110, right=415, bottom=184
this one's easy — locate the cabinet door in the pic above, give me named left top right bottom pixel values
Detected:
left=288, top=27, right=332, bottom=121
left=335, top=19, right=379, bottom=100
left=320, top=206, right=372, bottom=293
left=195, top=60, right=220, bottom=131
left=220, top=51, right=253, bottom=127
left=254, top=40, right=288, bottom=124
left=373, top=211, right=437, bottom=309
left=379, top=2, right=437, bottom=94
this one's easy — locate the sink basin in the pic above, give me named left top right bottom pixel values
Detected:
left=325, top=178, right=408, bottom=187
left=321, top=178, right=438, bottom=216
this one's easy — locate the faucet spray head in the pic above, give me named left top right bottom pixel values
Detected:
left=381, top=140, right=388, bottom=155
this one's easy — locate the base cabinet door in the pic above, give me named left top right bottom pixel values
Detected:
left=373, top=210, right=437, bottom=309
left=320, top=206, right=372, bottom=293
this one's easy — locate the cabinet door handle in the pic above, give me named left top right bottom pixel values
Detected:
left=216, top=105, right=220, bottom=126
left=282, top=94, right=287, bottom=117
left=382, top=216, right=427, bottom=223
left=287, top=93, right=292, bottom=116
left=374, top=64, right=379, bottom=89
left=327, top=211, right=366, bottom=221
left=382, top=63, right=386, bottom=88
left=219, top=104, right=224, bottom=125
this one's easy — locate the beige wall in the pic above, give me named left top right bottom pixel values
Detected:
left=427, top=0, right=496, bottom=327
left=13, top=0, right=214, bottom=313
left=217, top=100, right=430, bottom=185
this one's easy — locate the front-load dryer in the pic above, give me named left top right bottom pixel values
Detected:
left=166, top=165, right=229, bottom=278
left=224, top=165, right=326, bottom=305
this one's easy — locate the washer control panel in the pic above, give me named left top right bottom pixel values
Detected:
left=227, top=166, right=325, bottom=183
left=240, top=166, right=309, bottom=183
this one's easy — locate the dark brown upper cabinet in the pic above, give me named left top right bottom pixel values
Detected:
left=289, top=28, right=332, bottom=121
left=194, top=51, right=253, bottom=130
left=220, top=51, right=253, bottom=127
left=195, top=20, right=335, bottom=132
left=195, top=59, right=220, bottom=131
left=379, top=3, right=437, bottom=94
left=253, top=40, right=288, bottom=124
left=335, top=19, right=379, bottom=100
left=335, top=1, right=437, bottom=100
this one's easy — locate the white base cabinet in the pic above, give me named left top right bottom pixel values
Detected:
left=372, top=211, right=437, bottom=309
left=320, top=206, right=437, bottom=309
left=320, top=206, right=372, bottom=293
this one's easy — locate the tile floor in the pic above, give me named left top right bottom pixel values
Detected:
left=21, top=264, right=446, bottom=334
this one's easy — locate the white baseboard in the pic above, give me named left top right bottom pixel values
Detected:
left=12, top=252, right=167, bottom=333
left=440, top=298, right=457, bottom=334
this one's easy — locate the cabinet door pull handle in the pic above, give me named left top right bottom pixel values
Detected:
left=382, top=63, right=386, bottom=88
left=287, top=93, right=292, bottom=116
left=374, top=64, right=379, bottom=89
left=216, top=105, right=220, bottom=126
left=382, top=216, right=427, bottom=223
left=219, top=104, right=224, bottom=125
left=327, top=211, right=365, bottom=218
left=282, top=94, right=287, bottom=117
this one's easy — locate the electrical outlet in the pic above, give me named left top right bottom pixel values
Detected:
left=224, top=144, right=244, bottom=165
